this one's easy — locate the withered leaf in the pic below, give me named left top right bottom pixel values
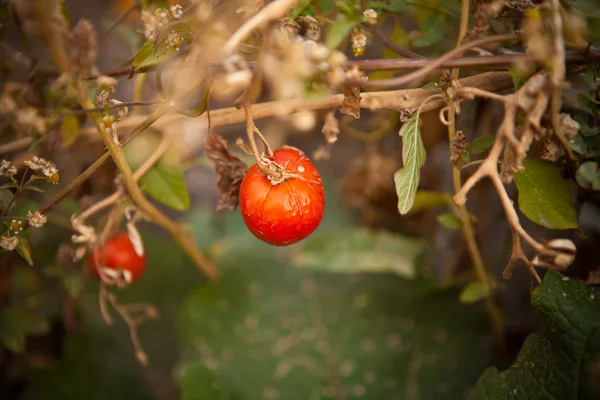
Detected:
left=205, top=132, right=248, bottom=211
left=322, top=111, right=340, bottom=143
left=339, top=84, right=361, bottom=119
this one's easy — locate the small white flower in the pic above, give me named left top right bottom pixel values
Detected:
left=27, top=211, right=47, bottom=228
left=362, top=9, right=378, bottom=25
left=0, top=160, right=17, bottom=177
left=0, top=234, right=18, bottom=251
left=170, top=4, right=183, bottom=19
left=167, top=31, right=183, bottom=50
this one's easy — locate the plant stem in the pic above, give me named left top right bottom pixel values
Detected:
left=448, top=0, right=504, bottom=342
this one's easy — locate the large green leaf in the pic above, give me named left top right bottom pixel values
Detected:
left=469, top=136, right=495, bottom=154
left=394, top=111, right=426, bottom=215
left=471, top=271, right=600, bottom=399
left=177, top=212, right=492, bottom=399
left=124, top=131, right=191, bottom=211
left=366, top=0, right=406, bottom=12
left=139, top=161, right=190, bottom=211
left=293, top=228, right=427, bottom=278
left=513, top=159, right=578, bottom=230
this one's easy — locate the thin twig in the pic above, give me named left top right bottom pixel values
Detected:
left=345, top=34, right=520, bottom=89
left=446, top=0, right=504, bottom=342
left=222, top=0, right=297, bottom=56
left=368, top=26, right=427, bottom=59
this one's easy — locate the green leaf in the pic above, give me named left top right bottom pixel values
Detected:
left=316, top=0, right=334, bottom=14
left=469, top=135, right=495, bottom=154
left=124, top=131, right=191, bottom=211
left=0, top=188, right=13, bottom=211
left=471, top=271, right=600, bottom=399
left=394, top=111, right=426, bottom=215
left=293, top=228, right=427, bottom=278
left=576, top=161, right=600, bottom=191
left=60, top=114, right=80, bottom=147
left=132, top=26, right=192, bottom=71
left=139, top=161, right=190, bottom=211
left=366, top=0, right=406, bottom=11
left=0, top=306, right=50, bottom=353
left=412, top=14, right=446, bottom=48
left=177, top=212, right=492, bottom=399
left=437, top=213, right=461, bottom=230
left=459, top=281, right=489, bottom=303
left=289, top=0, right=312, bottom=18
left=16, top=235, right=34, bottom=266
left=513, top=159, right=578, bottom=230
left=325, top=15, right=358, bottom=48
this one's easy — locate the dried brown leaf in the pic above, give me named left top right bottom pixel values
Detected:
left=322, top=111, right=340, bottom=144
left=339, top=84, right=361, bottom=119
left=205, top=132, right=248, bottom=211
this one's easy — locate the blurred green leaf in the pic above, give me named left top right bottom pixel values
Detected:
left=177, top=218, right=492, bottom=399
left=0, top=306, right=50, bottom=353
left=406, top=190, right=451, bottom=215
left=412, top=14, right=446, bottom=48
left=132, top=25, right=192, bottom=71
left=16, top=235, right=34, bottom=266
left=366, top=0, right=406, bottom=11
left=395, top=111, right=426, bottom=215
left=437, top=213, right=461, bottom=230
left=471, top=271, right=600, bottom=399
left=469, top=136, right=495, bottom=154
left=326, top=15, right=358, bottom=48
left=459, top=281, right=488, bottom=304
left=289, top=0, right=312, bottom=17
left=576, top=161, right=600, bottom=191
left=60, top=114, right=80, bottom=147
left=293, top=228, right=427, bottom=278
left=514, top=159, right=578, bottom=230
left=422, top=82, right=439, bottom=89
left=0, top=188, right=13, bottom=210
left=139, top=161, right=190, bottom=211
left=316, top=0, right=334, bottom=14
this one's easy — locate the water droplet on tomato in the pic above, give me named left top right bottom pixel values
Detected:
left=298, top=165, right=305, bottom=172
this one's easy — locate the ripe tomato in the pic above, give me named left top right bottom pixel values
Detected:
left=88, top=233, right=146, bottom=285
left=239, top=146, right=325, bottom=246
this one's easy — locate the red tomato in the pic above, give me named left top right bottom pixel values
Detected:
left=88, top=233, right=146, bottom=285
left=239, top=146, right=325, bottom=246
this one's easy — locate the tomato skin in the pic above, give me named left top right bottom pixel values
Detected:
left=87, top=233, right=147, bottom=283
left=239, top=146, right=325, bottom=246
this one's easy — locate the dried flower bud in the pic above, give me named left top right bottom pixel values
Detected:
left=71, top=19, right=98, bottom=75
left=0, top=160, right=18, bottom=178
left=110, top=99, right=128, bottom=120
left=351, top=28, right=368, bottom=57
left=27, top=210, right=47, bottom=228
left=0, top=234, right=18, bottom=251
left=451, top=130, right=469, bottom=168
left=292, top=111, right=317, bottom=132
left=362, top=9, right=378, bottom=25
left=559, top=113, right=580, bottom=139
left=532, top=238, right=576, bottom=270
left=296, top=16, right=321, bottom=41
left=24, top=156, right=59, bottom=183
left=313, top=145, right=330, bottom=161
left=322, top=111, right=340, bottom=144
left=96, top=75, right=118, bottom=88
left=97, top=90, right=109, bottom=107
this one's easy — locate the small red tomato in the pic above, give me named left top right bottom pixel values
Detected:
left=87, top=233, right=146, bottom=285
left=239, top=146, right=325, bottom=246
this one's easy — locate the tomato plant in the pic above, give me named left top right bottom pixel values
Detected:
left=88, top=233, right=147, bottom=285
left=239, top=146, right=325, bottom=246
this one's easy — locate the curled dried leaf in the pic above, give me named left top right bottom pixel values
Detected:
left=339, top=69, right=365, bottom=119
left=205, top=132, right=248, bottom=211
left=322, top=111, right=340, bottom=144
